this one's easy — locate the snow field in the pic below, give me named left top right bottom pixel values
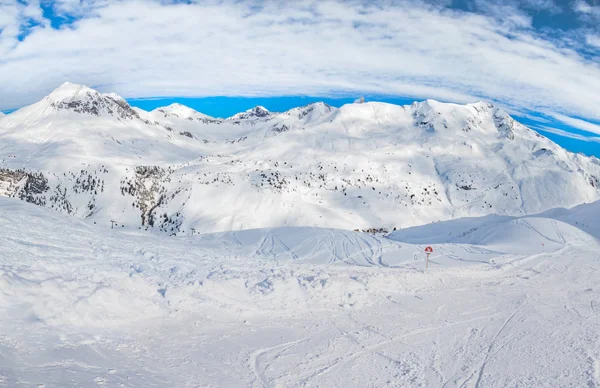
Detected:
left=2, top=197, right=600, bottom=386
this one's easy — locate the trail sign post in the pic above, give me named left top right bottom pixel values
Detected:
left=425, top=246, right=433, bottom=269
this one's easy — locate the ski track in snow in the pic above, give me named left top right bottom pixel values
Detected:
left=2, top=197, right=600, bottom=386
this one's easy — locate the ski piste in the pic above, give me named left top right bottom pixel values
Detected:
left=1, top=196, right=599, bottom=386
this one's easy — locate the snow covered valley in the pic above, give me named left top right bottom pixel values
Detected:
left=2, top=196, right=600, bottom=387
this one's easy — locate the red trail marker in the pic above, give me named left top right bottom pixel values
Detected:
left=425, top=246, right=433, bottom=269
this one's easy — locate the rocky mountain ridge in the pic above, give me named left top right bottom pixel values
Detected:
left=0, top=83, right=598, bottom=235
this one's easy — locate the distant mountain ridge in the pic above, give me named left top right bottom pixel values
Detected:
left=0, top=82, right=598, bottom=235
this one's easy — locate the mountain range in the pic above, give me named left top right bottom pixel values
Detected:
left=1, top=82, right=599, bottom=234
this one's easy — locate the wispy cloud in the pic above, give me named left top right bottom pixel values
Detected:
left=520, top=0, right=562, bottom=13
left=0, top=0, right=45, bottom=47
left=46, top=0, right=110, bottom=18
left=1, top=0, right=600, bottom=133
left=549, top=113, right=600, bottom=136
left=536, top=125, right=600, bottom=143
left=573, top=0, right=600, bottom=17
left=587, top=34, right=600, bottom=48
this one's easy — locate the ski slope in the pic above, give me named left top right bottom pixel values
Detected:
left=2, top=197, right=600, bottom=387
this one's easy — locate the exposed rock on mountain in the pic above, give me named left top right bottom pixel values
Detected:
left=1, top=83, right=598, bottom=235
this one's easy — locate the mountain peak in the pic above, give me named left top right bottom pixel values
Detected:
left=247, top=105, right=270, bottom=116
left=155, top=103, right=197, bottom=114
left=47, top=82, right=98, bottom=102
left=469, top=101, right=494, bottom=110
left=227, top=105, right=272, bottom=121
left=413, top=98, right=443, bottom=111
left=163, top=103, right=191, bottom=111
left=152, top=103, right=216, bottom=121
left=282, top=102, right=335, bottom=121
left=43, top=82, right=139, bottom=120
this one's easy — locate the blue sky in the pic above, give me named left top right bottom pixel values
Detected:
left=1, top=0, right=600, bottom=157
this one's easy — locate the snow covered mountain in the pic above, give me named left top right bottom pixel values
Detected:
left=3, top=84, right=600, bottom=386
left=149, top=103, right=222, bottom=125
left=1, top=82, right=599, bottom=234
left=227, top=105, right=272, bottom=122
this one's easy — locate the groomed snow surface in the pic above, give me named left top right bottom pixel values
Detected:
left=2, top=197, right=600, bottom=387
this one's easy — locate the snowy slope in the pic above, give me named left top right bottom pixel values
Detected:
left=537, top=200, right=600, bottom=239
left=1, top=83, right=599, bottom=234
left=227, top=105, right=272, bottom=122
left=2, top=196, right=600, bottom=386
left=151, top=103, right=217, bottom=121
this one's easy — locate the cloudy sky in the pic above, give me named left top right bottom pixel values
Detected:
left=1, top=0, right=600, bottom=156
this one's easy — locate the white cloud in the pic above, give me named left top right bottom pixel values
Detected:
left=46, top=0, right=110, bottom=17
left=0, top=0, right=45, bottom=52
left=520, top=0, right=562, bottom=13
left=536, top=125, right=600, bottom=143
left=573, top=0, right=599, bottom=14
left=469, top=0, right=534, bottom=28
left=574, top=0, right=592, bottom=13
left=573, top=0, right=600, bottom=23
left=587, top=34, right=600, bottom=48
left=549, top=113, right=600, bottom=136
left=1, top=0, right=600, bottom=129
